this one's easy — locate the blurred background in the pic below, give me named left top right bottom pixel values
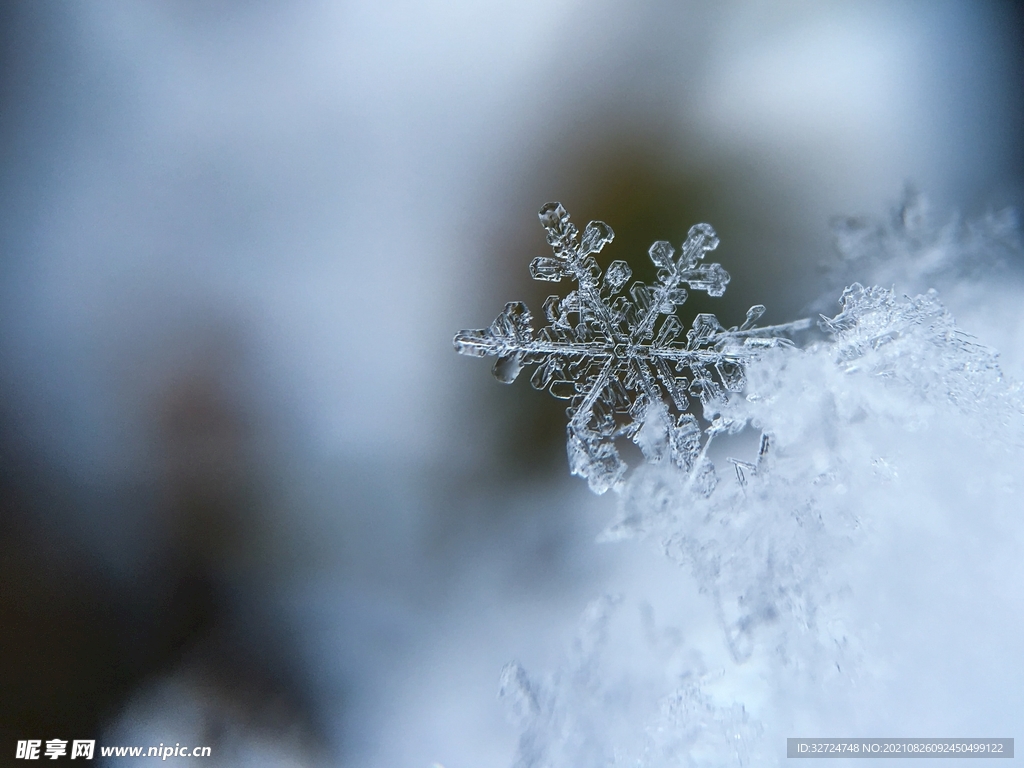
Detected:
left=1, top=1, right=1022, bottom=765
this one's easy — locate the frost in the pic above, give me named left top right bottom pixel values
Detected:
left=454, top=199, right=1024, bottom=768
left=499, top=597, right=768, bottom=768
left=494, top=278, right=1024, bottom=768
left=454, top=202, right=810, bottom=494
left=818, top=282, right=1023, bottom=435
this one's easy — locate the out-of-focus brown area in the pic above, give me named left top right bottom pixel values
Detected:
left=0, top=429, right=134, bottom=741
left=0, top=339, right=323, bottom=762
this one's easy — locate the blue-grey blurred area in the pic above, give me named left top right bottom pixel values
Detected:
left=0, top=1, right=1021, bottom=765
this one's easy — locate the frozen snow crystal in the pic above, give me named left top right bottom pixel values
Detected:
left=818, top=282, right=1022, bottom=432
left=498, top=279, right=1024, bottom=768
left=454, top=203, right=810, bottom=493
left=477, top=198, right=1024, bottom=768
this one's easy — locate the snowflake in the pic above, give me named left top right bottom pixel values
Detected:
left=454, top=203, right=809, bottom=494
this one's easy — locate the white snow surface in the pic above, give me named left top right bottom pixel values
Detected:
left=498, top=201, right=1024, bottom=767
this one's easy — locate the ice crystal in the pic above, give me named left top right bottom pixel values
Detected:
left=454, top=203, right=810, bottom=493
left=453, top=197, right=1024, bottom=768
left=499, top=596, right=768, bottom=768
left=499, top=278, right=1024, bottom=768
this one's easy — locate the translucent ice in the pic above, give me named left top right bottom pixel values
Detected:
left=455, top=199, right=1024, bottom=768
left=454, top=203, right=808, bottom=494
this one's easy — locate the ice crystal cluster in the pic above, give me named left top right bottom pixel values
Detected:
left=456, top=198, right=1024, bottom=767
left=454, top=202, right=808, bottom=494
